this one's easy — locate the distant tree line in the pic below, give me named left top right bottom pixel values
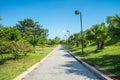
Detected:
left=67, top=14, right=120, bottom=49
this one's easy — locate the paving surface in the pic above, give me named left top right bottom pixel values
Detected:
left=23, top=45, right=99, bottom=80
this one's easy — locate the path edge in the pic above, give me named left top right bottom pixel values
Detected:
left=13, top=46, right=58, bottom=80
left=66, top=50, right=113, bottom=80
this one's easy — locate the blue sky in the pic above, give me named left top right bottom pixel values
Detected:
left=0, top=0, right=120, bottom=39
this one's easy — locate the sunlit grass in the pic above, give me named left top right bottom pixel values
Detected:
left=69, top=43, right=120, bottom=77
left=0, top=45, right=56, bottom=80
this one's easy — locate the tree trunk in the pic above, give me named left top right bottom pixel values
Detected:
left=97, top=41, right=104, bottom=49
left=99, top=42, right=104, bottom=49
left=97, top=42, right=99, bottom=49
left=76, top=42, right=79, bottom=47
left=84, top=44, right=87, bottom=48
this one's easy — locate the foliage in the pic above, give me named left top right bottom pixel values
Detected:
left=68, top=42, right=120, bottom=77
left=15, top=18, right=48, bottom=46
left=0, top=27, right=21, bottom=41
left=15, top=18, right=35, bottom=33
left=68, top=22, right=108, bottom=49
left=67, top=14, right=120, bottom=50
left=107, top=14, right=120, bottom=40
left=0, top=41, right=12, bottom=57
left=0, top=40, right=32, bottom=59
left=53, top=36, right=61, bottom=44
left=86, top=23, right=108, bottom=49
left=47, top=39, right=56, bottom=46
left=69, top=33, right=81, bottom=47
left=11, top=40, right=33, bottom=58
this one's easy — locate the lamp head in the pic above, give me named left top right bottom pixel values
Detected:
left=75, top=10, right=80, bottom=15
left=67, top=30, right=69, bottom=32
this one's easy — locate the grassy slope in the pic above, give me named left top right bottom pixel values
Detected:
left=69, top=42, right=120, bottom=77
left=0, top=46, right=56, bottom=80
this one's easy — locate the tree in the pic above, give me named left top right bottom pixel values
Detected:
left=47, top=39, right=56, bottom=46
left=15, top=18, right=48, bottom=49
left=5, top=27, right=21, bottom=41
left=54, top=36, right=61, bottom=44
left=107, top=14, right=120, bottom=40
left=0, top=41, right=11, bottom=58
left=0, top=27, right=21, bottom=41
left=86, top=23, right=108, bottom=49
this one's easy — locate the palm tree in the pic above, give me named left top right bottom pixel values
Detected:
left=107, top=14, right=120, bottom=40
left=86, top=23, right=108, bottom=49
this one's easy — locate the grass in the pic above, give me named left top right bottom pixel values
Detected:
left=0, top=45, right=56, bottom=80
left=68, top=42, right=120, bottom=77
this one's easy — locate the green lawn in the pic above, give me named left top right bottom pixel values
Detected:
left=69, top=43, right=120, bottom=77
left=0, top=46, right=56, bottom=80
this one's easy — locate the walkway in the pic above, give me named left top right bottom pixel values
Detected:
left=23, top=45, right=99, bottom=80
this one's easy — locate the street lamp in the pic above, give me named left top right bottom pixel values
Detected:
left=64, top=35, right=67, bottom=46
left=66, top=30, right=70, bottom=46
left=75, top=10, right=84, bottom=55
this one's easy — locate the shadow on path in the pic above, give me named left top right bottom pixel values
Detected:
left=62, top=53, right=73, bottom=58
left=60, top=60, right=98, bottom=79
left=61, top=53, right=98, bottom=79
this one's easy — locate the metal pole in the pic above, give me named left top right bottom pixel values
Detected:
left=67, top=30, right=70, bottom=47
left=80, top=12, right=84, bottom=55
left=64, top=35, right=67, bottom=47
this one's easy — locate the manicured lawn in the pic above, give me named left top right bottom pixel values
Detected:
left=0, top=46, right=56, bottom=80
left=69, top=43, right=120, bottom=77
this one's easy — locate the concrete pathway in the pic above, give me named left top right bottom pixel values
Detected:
left=23, top=45, right=99, bottom=80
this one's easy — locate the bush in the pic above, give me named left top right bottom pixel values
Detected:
left=0, top=40, right=33, bottom=59
left=16, top=40, right=33, bottom=55
left=11, top=40, right=33, bottom=59
left=0, top=41, right=12, bottom=59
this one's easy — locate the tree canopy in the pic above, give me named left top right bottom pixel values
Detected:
left=0, top=18, right=50, bottom=59
left=68, top=14, right=120, bottom=50
left=107, top=14, right=120, bottom=40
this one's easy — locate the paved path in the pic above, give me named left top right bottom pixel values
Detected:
left=23, top=45, right=99, bottom=80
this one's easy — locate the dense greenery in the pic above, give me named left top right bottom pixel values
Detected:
left=14, top=18, right=48, bottom=46
left=0, top=18, right=57, bottom=59
left=86, top=22, right=108, bottom=49
left=67, top=14, right=120, bottom=49
left=66, top=14, right=120, bottom=77
left=107, top=14, right=120, bottom=40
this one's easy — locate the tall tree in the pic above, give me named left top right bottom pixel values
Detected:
left=107, top=14, right=120, bottom=40
left=15, top=18, right=36, bottom=38
left=15, top=18, right=48, bottom=46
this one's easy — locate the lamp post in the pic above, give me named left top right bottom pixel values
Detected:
left=75, top=10, right=84, bottom=55
left=64, top=35, right=67, bottom=46
left=67, top=30, right=70, bottom=46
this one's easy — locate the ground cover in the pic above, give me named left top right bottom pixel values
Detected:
left=68, top=42, right=120, bottom=77
left=0, top=46, right=56, bottom=80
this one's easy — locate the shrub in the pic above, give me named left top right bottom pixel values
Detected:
left=0, top=41, right=12, bottom=59
left=0, top=40, right=33, bottom=59
left=11, top=40, right=33, bottom=59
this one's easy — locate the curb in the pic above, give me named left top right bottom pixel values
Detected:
left=14, top=46, right=57, bottom=80
left=67, top=50, right=113, bottom=80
